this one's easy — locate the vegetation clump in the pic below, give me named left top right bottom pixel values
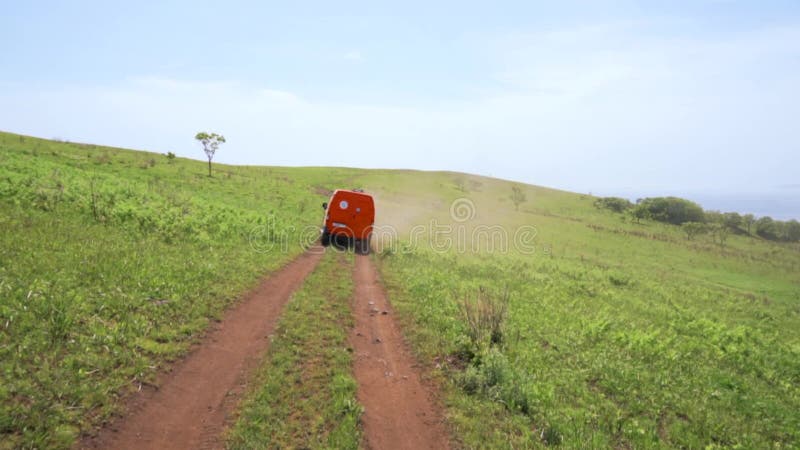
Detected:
left=510, top=185, right=527, bottom=211
left=637, top=196, right=705, bottom=225
left=594, top=195, right=800, bottom=243
left=593, top=196, right=633, bottom=213
left=681, top=221, right=708, bottom=240
left=459, top=286, right=509, bottom=352
left=456, top=287, right=546, bottom=422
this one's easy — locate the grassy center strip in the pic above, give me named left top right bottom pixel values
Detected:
left=226, top=249, right=362, bottom=449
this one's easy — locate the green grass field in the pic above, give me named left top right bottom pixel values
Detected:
left=364, top=174, right=800, bottom=448
left=1, top=131, right=798, bottom=448
left=0, top=132, right=357, bottom=448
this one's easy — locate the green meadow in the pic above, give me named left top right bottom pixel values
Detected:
left=1, top=131, right=798, bottom=448
left=0, top=132, right=353, bottom=448
left=366, top=173, right=800, bottom=448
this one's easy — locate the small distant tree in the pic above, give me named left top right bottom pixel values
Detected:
left=195, top=132, right=226, bottom=176
left=742, top=214, right=756, bottom=235
left=681, top=222, right=708, bottom=240
left=628, top=204, right=650, bottom=224
left=510, top=185, right=526, bottom=211
left=709, top=223, right=730, bottom=247
left=166, top=151, right=176, bottom=163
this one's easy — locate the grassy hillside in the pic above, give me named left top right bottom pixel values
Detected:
left=0, top=132, right=359, bottom=448
left=362, top=174, right=800, bottom=447
left=1, top=131, right=799, bottom=448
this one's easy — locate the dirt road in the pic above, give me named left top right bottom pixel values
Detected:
left=79, top=249, right=450, bottom=449
left=80, top=249, right=324, bottom=450
left=350, top=255, right=451, bottom=450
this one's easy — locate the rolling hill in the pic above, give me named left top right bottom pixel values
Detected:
left=1, top=131, right=798, bottom=448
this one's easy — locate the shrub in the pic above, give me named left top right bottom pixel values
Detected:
left=460, top=286, right=509, bottom=352
left=709, top=223, right=730, bottom=247
left=638, top=197, right=705, bottom=225
left=681, top=222, right=708, bottom=240
left=753, top=217, right=800, bottom=242
left=783, top=220, right=800, bottom=242
left=456, top=349, right=508, bottom=394
left=510, top=185, right=527, bottom=211
left=756, top=216, right=779, bottom=240
left=456, top=348, right=538, bottom=418
left=594, top=197, right=633, bottom=213
left=459, top=365, right=487, bottom=394
left=627, top=204, right=650, bottom=223
left=722, top=212, right=743, bottom=230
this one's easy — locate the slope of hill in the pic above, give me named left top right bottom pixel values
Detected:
left=0, top=132, right=353, bottom=448
left=1, top=132, right=798, bottom=448
left=359, top=166, right=800, bottom=447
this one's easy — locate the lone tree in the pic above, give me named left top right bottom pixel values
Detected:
left=195, top=132, right=226, bottom=176
left=681, top=221, right=708, bottom=241
left=510, top=185, right=527, bottom=211
left=709, top=223, right=731, bottom=247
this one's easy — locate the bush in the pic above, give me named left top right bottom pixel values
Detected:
left=783, top=220, right=800, bottom=242
left=722, top=212, right=743, bottom=230
left=460, top=286, right=509, bottom=352
left=709, top=223, right=730, bottom=247
left=459, top=365, right=487, bottom=394
left=627, top=204, right=650, bottom=223
left=756, top=216, right=779, bottom=240
left=681, top=222, right=708, bottom=240
left=594, top=197, right=633, bottom=213
left=637, top=197, right=705, bottom=225
left=753, top=217, right=800, bottom=242
left=456, top=348, right=541, bottom=418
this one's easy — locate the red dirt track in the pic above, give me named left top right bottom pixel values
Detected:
left=79, top=248, right=324, bottom=450
left=350, top=255, right=451, bottom=450
left=78, top=248, right=450, bottom=449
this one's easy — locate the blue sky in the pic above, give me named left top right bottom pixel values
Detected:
left=2, top=1, right=799, bottom=214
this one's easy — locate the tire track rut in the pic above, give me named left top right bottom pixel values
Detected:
left=350, top=254, right=451, bottom=450
left=79, top=248, right=324, bottom=450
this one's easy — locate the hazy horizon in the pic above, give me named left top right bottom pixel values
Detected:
left=6, top=128, right=798, bottom=220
